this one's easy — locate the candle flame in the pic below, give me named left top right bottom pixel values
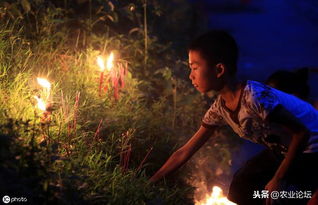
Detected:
left=34, top=96, right=46, bottom=111
left=106, top=52, right=114, bottom=71
left=37, top=78, right=51, bottom=89
left=195, top=186, right=237, bottom=205
left=97, top=56, right=106, bottom=72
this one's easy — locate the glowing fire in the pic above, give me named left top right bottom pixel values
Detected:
left=35, top=77, right=52, bottom=111
left=36, top=77, right=51, bottom=101
left=34, top=96, right=46, bottom=111
left=97, top=56, right=105, bottom=72
left=97, top=52, right=114, bottom=72
left=37, top=78, right=51, bottom=89
left=195, top=186, right=237, bottom=205
left=106, top=52, right=114, bottom=71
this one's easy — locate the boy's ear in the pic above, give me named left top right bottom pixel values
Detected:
left=215, top=63, right=225, bottom=78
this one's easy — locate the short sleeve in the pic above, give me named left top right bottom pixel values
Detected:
left=201, top=101, right=225, bottom=129
left=246, top=82, right=280, bottom=120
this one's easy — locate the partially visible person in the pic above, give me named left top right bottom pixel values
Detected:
left=266, top=67, right=318, bottom=110
left=266, top=67, right=310, bottom=100
left=266, top=68, right=318, bottom=205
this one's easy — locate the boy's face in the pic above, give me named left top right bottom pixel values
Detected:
left=188, top=50, right=221, bottom=93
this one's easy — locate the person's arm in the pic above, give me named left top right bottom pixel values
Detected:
left=265, top=105, right=309, bottom=204
left=149, top=125, right=216, bottom=183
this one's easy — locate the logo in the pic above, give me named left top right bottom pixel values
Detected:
left=2, top=195, right=28, bottom=203
left=2, top=195, right=10, bottom=204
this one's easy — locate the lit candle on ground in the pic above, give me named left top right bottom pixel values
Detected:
left=96, top=52, right=114, bottom=96
left=97, top=56, right=106, bottom=96
left=34, top=96, right=46, bottom=111
left=106, top=52, right=114, bottom=72
left=35, top=77, right=53, bottom=123
left=37, top=77, right=51, bottom=101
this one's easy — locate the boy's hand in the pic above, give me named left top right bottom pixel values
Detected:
left=148, top=126, right=215, bottom=183
left=149, top=176, right=158, bottom=183
left=265, top=177, right=281, bottom=205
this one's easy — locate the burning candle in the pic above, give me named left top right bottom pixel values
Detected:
left=97, top=52, right=114, bottom=96
left=35, top=77, right=53, bottom=123
left=106, top=52, right=114, bottom=71
left=97, top=56, right=106, bottom=96
left=37, top=78, right=51, bottom=89
left=34, top=96, right=46, bottom=111
left=37, top=77, right=51, bottom=101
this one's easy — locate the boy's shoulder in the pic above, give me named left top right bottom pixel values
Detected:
left=209, top=80, right=270, bottom=108
left=244, top=80, right=277, bottom=100
left=245, top=80, right=270, bottom=93
left=209, top=80, right=277, bottom=111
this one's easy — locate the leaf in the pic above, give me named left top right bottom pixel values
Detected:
left=154, top=67, right=172, bottom=80
left=108, top=1, right=115, bottom=11
left=96, top=5, right=104, bottom=14
left=7, top=4, right=22, bottom=19
left=3, top=2, right=11, bottom=9
left=107, top=14, right=114, bottom=22
left=20, top=0, right=31, bottom=13
left=129, top=27, right=141, bottom=35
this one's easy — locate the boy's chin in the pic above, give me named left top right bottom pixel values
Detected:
left=194, top=86, right=205, bottom=93
left=194, top=85, right=214, bottom=93
left=198, top=88, right=219, bottom=97
left=197, top=88, right=210, bottom=94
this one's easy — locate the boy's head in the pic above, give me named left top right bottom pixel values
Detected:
left=188, top=30, right=238, bottom=93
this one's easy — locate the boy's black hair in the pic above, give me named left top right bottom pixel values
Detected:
left=188, top=30, right=238, bottom=76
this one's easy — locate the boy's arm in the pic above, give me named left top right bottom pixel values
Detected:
left=149, top=125, right=216, bottom=183
left=265, top=105, right=309, bottom=192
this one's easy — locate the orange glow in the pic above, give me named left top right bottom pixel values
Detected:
left=195, top=186, right=237, bottom=205
left=106, top=52, right=114, bottom=71
left=37, top=78, right=51, bottom=89
left=34, top=96, right=46, bottom=111
left=97, top=56, right=105, bottom=72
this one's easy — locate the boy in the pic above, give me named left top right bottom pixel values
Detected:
left=150, top=30, right=318, bottom=205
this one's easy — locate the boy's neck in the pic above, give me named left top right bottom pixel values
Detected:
left=219, top=77, right=242, bottom=103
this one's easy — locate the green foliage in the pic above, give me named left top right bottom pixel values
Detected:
left=0, top=0, right=238, bottom=204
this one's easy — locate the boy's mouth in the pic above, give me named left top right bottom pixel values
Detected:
left=192, top=83, right=198, bottom=88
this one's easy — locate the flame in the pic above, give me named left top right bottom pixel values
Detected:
left=195, top=186, right=237, bottom=205
left=37, top=78, right=51, bottom=89
left=106, top=52, right=114, bottom=71
left=97, top=56, right=105, bottom=72
left=34, top=96, right=46, bottom=111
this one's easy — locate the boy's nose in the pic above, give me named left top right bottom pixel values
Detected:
left=189, top=72, right=194, bottom=80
